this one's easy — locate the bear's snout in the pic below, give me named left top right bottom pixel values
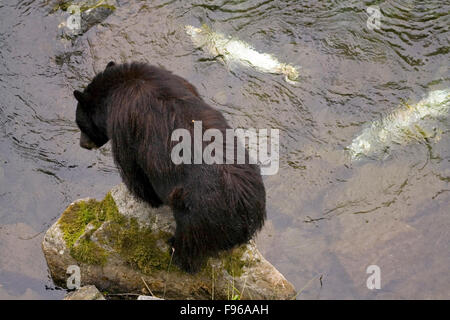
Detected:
left=80, top=132, right=98, bottom=150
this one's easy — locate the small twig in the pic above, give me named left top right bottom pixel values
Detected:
left=141, top=277, right=155, bottom=297
left=164, top=247, right=175, bottom=299
left=291, top=274, right=321, bottom=300
left=240, top=275, right=248, bottom=299
left=211, top=267, right=215, bottom=300
left=18, top=230, right=45, bottom=240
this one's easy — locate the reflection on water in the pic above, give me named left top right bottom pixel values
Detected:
left=0, top=0, right=448, bottom=299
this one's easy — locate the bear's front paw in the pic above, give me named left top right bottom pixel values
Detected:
left=173, top=255, right=202, bottom=274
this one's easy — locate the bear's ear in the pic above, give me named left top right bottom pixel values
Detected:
left=73, top=90, right=87, bottom=104
left=106, top=61, right=116, bottom=69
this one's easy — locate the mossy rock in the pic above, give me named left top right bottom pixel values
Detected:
left=57, top=193, right=174, bottom=272
left=42, top=183, right=296, bottom=300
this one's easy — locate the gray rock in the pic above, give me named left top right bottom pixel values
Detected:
left=64, top=285, right=106, bottom=300
left=43, top=183, right=296, bottom=300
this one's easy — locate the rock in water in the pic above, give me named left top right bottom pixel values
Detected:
left=42, top=183, right=296, bottom=300
left=52, top=0, right=118, bottom=38
left=64, top=285, right=106, bottom=300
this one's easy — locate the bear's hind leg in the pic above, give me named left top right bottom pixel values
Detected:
left=170, top=214, right=207, bottom=273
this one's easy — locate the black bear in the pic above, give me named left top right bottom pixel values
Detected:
left=73, top=61, right=266, bottom=272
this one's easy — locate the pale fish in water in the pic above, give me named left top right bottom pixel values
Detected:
left=347, top=89, right=450, bottom=161
left=185, top=25, right=299, bottom=83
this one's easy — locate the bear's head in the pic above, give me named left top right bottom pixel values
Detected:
left=73, top=61, right=116, bottom=149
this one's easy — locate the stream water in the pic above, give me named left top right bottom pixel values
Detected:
left=0, top=0, right=448, bottom=299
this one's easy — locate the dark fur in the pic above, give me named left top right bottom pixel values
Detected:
left=74, top=62, right=266, bottom=272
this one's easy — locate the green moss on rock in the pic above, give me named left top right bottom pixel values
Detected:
left=103, top=217, right=176, bottom=274
left=58, top=191, right=252, bottom=278
left=58, top=193, right=176, bottom=273
left=201, top=244, right=249, bottom=279
left=71, top=238, right=108, bottom=265
left=59, top=200, right=93, bottom=248
left=222, top=245, right=249, bottom=277
left=58, top=194, right=119, bottom=265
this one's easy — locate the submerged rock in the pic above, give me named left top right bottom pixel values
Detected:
left=51, top=0, right=118, bottom=38
left=42, top=183, right=295, bottom=300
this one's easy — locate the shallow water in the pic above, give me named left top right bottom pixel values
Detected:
left=0, top=0, right=449, bottom=299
